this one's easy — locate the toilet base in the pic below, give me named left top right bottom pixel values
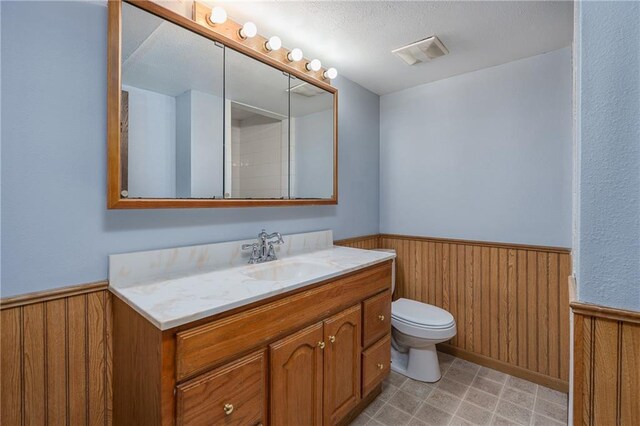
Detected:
left=390, top=344, right=442, bottom=382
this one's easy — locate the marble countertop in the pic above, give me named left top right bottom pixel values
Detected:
left=108, top=231, right=395, bottom=330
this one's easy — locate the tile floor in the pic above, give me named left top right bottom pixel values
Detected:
left=350, top=352, right=568, bottom=426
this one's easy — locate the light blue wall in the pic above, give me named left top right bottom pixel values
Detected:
left=380, top=48, right=573, bottom=247
left=0, top=1, right=380, bottom=297
left=295, top=109, right=334, bottom=198
left=573, top=1, right=640, bottom=310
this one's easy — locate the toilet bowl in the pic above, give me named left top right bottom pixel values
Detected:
left=374, top=249, right=457, bottom=382
left=391, top=298, right=456, bottom=382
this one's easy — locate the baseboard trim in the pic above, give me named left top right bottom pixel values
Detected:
left=437, top=343, right=569, bottom=393
left=0, top=280, right=109, bottom=310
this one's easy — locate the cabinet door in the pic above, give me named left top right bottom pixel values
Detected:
left=323, top=305, right=362, bottom=426
left=270, top=322, right=324, bottom=426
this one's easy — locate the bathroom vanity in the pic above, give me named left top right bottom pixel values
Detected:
left=110, top=231, right=394, bottom=425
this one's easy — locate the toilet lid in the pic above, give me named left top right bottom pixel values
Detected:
left=392, top=298, right=455, bottom=329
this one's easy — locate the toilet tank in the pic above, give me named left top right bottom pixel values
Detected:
left=373, top=249, right=396, bottom=294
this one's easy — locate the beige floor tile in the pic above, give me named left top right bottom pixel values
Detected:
left=455, top=401, right=493, bottom=425
left=363, top=396, right=387, bottom=417
left=449, top=416, right=475, bottom=426
left=506, top=376, right=537, bottom=395
left=408, top=417, right=428, bottom=426
left=401, top=378, right=435, bottom=400
left=437, top=377, right=469, bottom=398
left=534, top=398, right=567, bottom=423
left=500, top=387, right=535, bottom=410
left=438, top=352, right=455, bottom=363
left=388, top=390, right=422, bottom=415
left=380, top=382, right=399, bottom=401
left=444, top=365, right=477, bottom=386
left=386, top=370, right=409, bottom=388
left=425, top=389, right=462, bottom=414
left=471, top=376, right=503, bottom=396
left=536, top=386, right=568, bottom=406
left=452, top=358, right=481, bottom=374
left=476, top=367, right=507, bottom=384
left=464, top=387, right=499, bottom=411
left=532, top=413, right=566, bottom=425
left=367, top=419, right=385, bottom=426
left=414, top=403, right=453, bottom=426
left=491, top=415, right=520, bottom=425
left=495, top=400, right=533, bottom=425
left=373, top=404, right=413, bottom=426
left=350, top=412, right=371, bottom=426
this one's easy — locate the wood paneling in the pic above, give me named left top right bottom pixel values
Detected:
left=0, top=286, right=112, bottom=426
left=378, top=234, right=572, bottom=391
left=572, top=302, right=640, bottom=426
left=334, top=234, right=381, bottom=250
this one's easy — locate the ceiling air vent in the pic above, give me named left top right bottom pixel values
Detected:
left=392, top=36, right=449, bottom=66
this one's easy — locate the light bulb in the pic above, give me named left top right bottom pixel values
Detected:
left=306, top=59, right=322, bottom=72
left=238, top=21, right=257, bottom=39
left=323, top=67, right=338, bottom=80
left=208, top=6, right=227, bottom=25
left=287, top=48, right=303, bottom=62
left=265, top=36, right=282, bottom=52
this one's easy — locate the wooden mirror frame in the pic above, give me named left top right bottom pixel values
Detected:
left=107, top=0, right=338, bottom=209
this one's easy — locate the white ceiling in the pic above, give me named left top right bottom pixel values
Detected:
left=207, top=1, right=573, bottom=95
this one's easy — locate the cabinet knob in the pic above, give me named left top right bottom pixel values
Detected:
left=378, top=315, right=385, bottom=321
left=223, top=403, right=234, bottom=415
left=329, top=335, right=336, bottom=343
left=377, top=363, right=384, bottom=370
left=318, top=341, right=326, bottom=349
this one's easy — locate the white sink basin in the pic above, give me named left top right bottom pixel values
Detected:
left=243, top=259, right=338, bottom=282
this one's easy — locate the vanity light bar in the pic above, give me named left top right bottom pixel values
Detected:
left=198, top=3, right=338, bottom=81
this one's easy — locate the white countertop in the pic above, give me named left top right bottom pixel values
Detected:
left=109, top=231, right=395, bottom=330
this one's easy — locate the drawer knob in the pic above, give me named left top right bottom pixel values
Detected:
left=329, top=335, right=336, bottom=343
left=318, top=341, right=326, bottom=349
left=223, top=403, right=234, bottom=415
left=377, top=363, right=384, bottom=370
left=378, top=315, right=385, bottom=321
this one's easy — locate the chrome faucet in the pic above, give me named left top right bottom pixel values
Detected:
left=241, top=229, right=285, bottom=264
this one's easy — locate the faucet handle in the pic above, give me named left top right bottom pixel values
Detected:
left=242, top=243, right=261, bottom=264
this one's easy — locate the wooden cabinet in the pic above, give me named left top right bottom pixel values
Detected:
left=176, top=349, right=267, bottom=426
left=270, top=323, right=324, bottom=426
left=362, top=291, right=391, bottom=348
left=323, top=305, right=361, bottom=426
left=362, top=335, right=391, bottom=396
left=113, top=261, right=393, bottom=426
left=271, top=305, right=362, bottom=426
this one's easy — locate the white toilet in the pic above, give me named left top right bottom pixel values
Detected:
left=376, top=249, right=457, bottom=382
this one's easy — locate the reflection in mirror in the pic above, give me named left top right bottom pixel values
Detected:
left=121, top=2, right=224, bottom=199
left=289, top=79, right=335, bottom=199
left=224, top=49, right=291, bottom=199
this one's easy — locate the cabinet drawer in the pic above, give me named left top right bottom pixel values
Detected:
left=362, top=335, right=391, bottom=396
left=176, top=349, right=267, bottom=426
left=362, top=291, right=391, bottom=348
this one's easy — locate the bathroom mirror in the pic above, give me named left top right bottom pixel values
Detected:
left=120, top=2, right=224, bottom=200
left=225, top=48, right=291, bottom=199
left=107, top=0, right=338, bottom=208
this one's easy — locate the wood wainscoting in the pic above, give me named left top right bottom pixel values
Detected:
left=334, top=234, right=381, bottom=250
left=0, top=283, right=112, bottom=425
left=572, top=302, right=640, bottom=425
left=339, top=233, right=572, bottom=391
